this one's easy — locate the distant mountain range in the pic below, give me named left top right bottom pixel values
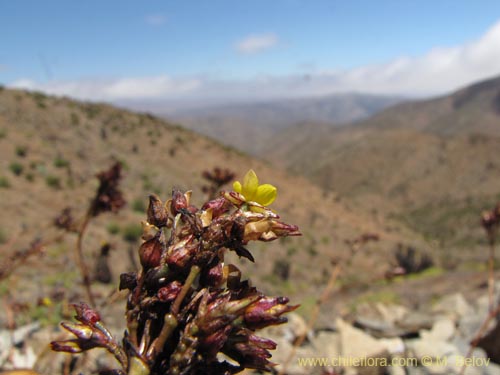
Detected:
left=163, top=93, right=403, bottom=154
left=262, top=74, right=500, bottom=257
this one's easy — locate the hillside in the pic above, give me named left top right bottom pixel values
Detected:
left=263, top=75, right=500, bottom=257
left=0, top=88, right=430, bottom=329
left=165, top=93, right=402, bottom=155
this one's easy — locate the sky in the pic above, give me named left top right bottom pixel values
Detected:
left=2, top=0, right=500, bottom=108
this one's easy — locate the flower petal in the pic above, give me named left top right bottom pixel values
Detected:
left=255, top=184, right=277, bottom=206
left=233, top=181, right=243, bottom=193
left=242, top=170, right=259, bottom=200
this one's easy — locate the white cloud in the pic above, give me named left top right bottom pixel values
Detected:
left=145, top=14, right=167, bottom=26
left=311, top=19, right=500, bottom=96
left=7, top=20, right=500, bottom=106
left=235, top=33, right=279, bottom=54
left=9, top=75, right=200, bottom=101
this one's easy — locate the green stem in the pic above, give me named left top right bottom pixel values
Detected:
left=146, top=314, right=178, bottom=361
left=171, top=265, right=200, bottom=316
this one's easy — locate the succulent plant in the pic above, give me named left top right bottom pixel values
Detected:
left=52, top=169, right=300, bottom=374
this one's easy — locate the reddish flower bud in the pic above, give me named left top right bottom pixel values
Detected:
left=244, top=296, right=298, bottom=329
left=158, top=281, right=183, bottom=302
left=200, top=262, right=224, bottom=287
left=73, top=302, right=101, bottom=326
left=171, top=189, right=188, bottom=214
left=139, top=236, right=163, bottom=269
left=147, top=194, right=169, bottom=227
left=223, top=191, right=246, bottom=206
left=202, top=197, right=231, bottom=218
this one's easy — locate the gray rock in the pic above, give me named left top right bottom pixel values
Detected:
left=432, top=293, right=474, bottom=321
left=378, top=337, right=405, bottom=355
left=310, top=331, right=340, bottom=357
left=407, top=338, right=458, bottom=360
left=397, top=311, right=435, bottom=334
left=420, top=318, right=456, bottom=342
left=355, top=303, right=410, bottom=337
left=337, top=318, right=388, bottom=359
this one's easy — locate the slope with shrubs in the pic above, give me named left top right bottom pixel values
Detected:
left=263, top=75, right=500, bottom=259
left=0, top=88, right=429, bottom=322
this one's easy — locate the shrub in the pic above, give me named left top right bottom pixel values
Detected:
left=122, top=223, right=142, bottom=243
left=9, top=162, right=23, bottom=176
left=0, top=129, right=7, bottom=139
left=53, top=156, right=70, bottom=168
left=33, top=91, right=47, bottom=109
left=132, top=198, right=147, bottom=213
left=0, top=176, right=10, bottom=188
left=25, top=173, right=35, bottom=182
left=70, top=112, right=80, bottom=126
left=15, top=145, right=27, bottom=157
left=106, top=222, right=121, bottom=235
left=45, top=175, right=61, bottom=189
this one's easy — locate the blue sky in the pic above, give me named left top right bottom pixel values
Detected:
left=2, top=1, right=500, bottom=106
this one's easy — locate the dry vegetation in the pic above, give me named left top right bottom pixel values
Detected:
left=1, top=84, right=499, bottom=374
left=0, top=88, right=430, bottom=332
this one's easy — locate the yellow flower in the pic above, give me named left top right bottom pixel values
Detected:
left=233, top=169, right=277, bottom=206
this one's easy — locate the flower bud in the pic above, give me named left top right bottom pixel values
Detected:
left=223, top=191, right=246, bottom=207
left=61, top=322, right=93, bottom=340
left=73, top=302, right=101, bottom=326
left=171, top=189, right=188, bottom=214
left=141, top=221, right=160, bottom=241
left=202, top=197, right=231, bottom=218
left=119, top=272, right=137, bottom=291
left=244, top=296, right=298, bottom=329
left=147, top=194, right=169, bottom=227
left=139, top=236, right=163, bottom=269
left=51, top=339, right=85, bottom=353
left=158, top=281, right=183, bottom=302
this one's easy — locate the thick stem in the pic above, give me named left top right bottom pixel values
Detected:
left=146, top=314, right=178, bottom=361
left=171, top=265, right=200, bottom=316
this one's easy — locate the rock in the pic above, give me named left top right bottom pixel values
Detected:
left=261, top=312, right=310, bottom=345
left=378, top=337, right=405, bottom=355
left=354, top=316, right=402, bottom=337
left=397, top=311, right=435, bottom=335
left=420, top=318, right=456, bottom=342
left=286, top=313, right=310, bottom=343
left=406, top=338, right=465, bottom=374
left=458, top=314, right=485, bottom=340
left=387, top=361, right=407, bottom=375
left=310, top=331, right=340, bottom=357
left=407, top=338, right=458, bottom=359
left=271, top=336, right=317, bottom=375
left=355, top=302, right=413, bottom=338
left=336, top=318, right=389, bottom=375
left=374, top=303, right=408, bottom=325
left=484, top=360, right=500, bottom=375
left=9, top=346, right=37, bottom=369
left=432, top=293, right=474, bottom=321
left=337, top=318, right=388, bottom=358
left=0, top=323, right=41, bottom=369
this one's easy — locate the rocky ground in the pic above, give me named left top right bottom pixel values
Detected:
left=2, top=283, right=500, bottom=375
